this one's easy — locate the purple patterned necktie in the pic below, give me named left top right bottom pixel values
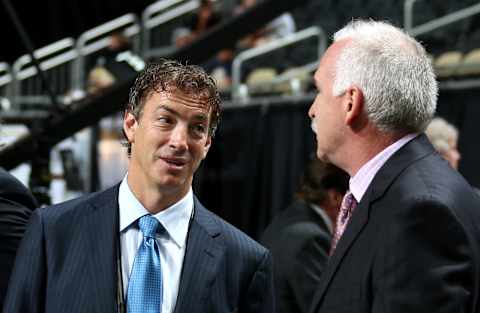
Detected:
left=329, top=191, right=357, bottom=255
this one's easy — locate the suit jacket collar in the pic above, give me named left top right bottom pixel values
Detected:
left=83, top=185, right=120, bottom=313
left=173, top=197, right=223, bottom=313
left=81, top=186, right=225, bottom=313
left=309, top=134, right=436, bottom=312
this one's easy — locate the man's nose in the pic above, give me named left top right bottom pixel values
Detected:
left=169, top=125, right=188, bottom=151
left=308, top=104, right=315, bottom=119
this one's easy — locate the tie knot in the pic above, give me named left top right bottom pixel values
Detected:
left=138, top=215, right=161, bottom=238
left=341, top=191, right=357, bottom=218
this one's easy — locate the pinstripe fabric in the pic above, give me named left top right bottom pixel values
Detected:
left=0, top=168, right=38, bottom=310
left=127, top=215, right=164, bottom=313
left=3, top=187, right=275, bottom=313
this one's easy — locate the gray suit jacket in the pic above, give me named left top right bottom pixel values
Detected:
left=3, top=185, right=274, bottom=313
left=261, top=200, right=331, bottom=313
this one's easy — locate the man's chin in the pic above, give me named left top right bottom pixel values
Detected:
left=316, top=150, right=331, bottom=164
left=154, top=175, right=190, bottom=191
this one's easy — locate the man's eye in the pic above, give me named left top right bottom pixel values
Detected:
left=192, top=124, right=207, bottom=134
left=157, top=117, right=171, bottom=124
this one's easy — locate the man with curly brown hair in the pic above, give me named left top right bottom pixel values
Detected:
left=4, top=60, right=275, bottom=313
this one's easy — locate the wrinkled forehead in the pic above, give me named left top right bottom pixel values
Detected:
left=147, top=89, right=212, bottom=114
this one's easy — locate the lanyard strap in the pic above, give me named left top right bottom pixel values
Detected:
left=116, top=233, right=125, bottom=313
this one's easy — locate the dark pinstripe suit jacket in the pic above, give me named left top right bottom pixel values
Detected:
left=0, top=168, right=37, bottom=310
left=3, top=185, right=275, bottom=313
left=309, top=135, right=480, bottom=313
left=260, top=200, right=331, bottom=313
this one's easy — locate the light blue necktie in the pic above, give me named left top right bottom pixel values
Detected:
left=127, top=215, right=163, bottom=313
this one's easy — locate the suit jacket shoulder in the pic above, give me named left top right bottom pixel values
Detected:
left=260, top=200, right=331, bottom=313
left=4, top=186, right=120, bottom=313
left=0, top=169, right=38, bottom=309
left=196, top=202, right=268, bottom=255
left=174, top=198, right=275, bottom=313
left=310, top=135, right=480, bottom=313
left=0, top=168, right=37, bottom=210
left=261, top=200, right=331, bottom=253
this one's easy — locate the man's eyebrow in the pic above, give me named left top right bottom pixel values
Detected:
left=156, top=105, right=208, bottom=121
left=156, top=105, right=178, bottom=116
left=192, top=114, right=208, bottom=121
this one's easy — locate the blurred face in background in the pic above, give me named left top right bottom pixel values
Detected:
left=425, top=118, right=461, bottom=170
left=442, top=138, right=461, bottom=170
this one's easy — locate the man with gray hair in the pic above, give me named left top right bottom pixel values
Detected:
left=308, top=19, right=480, bottom=313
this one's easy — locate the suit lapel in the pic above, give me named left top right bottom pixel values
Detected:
left=83, top=186, right=119, bottom=313
left=174, top=199, right=223, bottom=313
left=309, top=135, right=436, bottom=312
left=309, top=190, right=371, bottom=311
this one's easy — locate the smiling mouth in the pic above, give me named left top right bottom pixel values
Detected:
left=160, top=157, right=187, bottom=168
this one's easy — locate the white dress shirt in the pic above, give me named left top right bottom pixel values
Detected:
left=118, top=175, right=193, bottom=313
left=350, top=133, right=418, bottom=202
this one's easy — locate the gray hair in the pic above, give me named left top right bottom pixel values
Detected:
left=332, top=20, right=438, bottom=133
left=425, top=117, right=458, bottom=154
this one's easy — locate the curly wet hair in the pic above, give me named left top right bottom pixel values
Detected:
left=124, top=59, right=221, bottom=154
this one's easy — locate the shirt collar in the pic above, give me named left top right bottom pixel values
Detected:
left=350, top=133, right=418, bottom=202
left=118, top=175, right=193, bottom=248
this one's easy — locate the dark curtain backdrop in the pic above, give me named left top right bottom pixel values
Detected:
left=194, top=90, right=480, bottom=240
left=194, top=100, right=316, bottom=239
left=437, top=88, right=480, bottom=189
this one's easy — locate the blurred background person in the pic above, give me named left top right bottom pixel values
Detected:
left=425, top=117, right=461, bottom=169
left=425, top=117, right=480, bottom=194
left=174, top=0, right=222, bottom=48
left=87, top=31, right=142, bottom=95
left=235, top=0, right=296, bottom=49
left=260, top=159, right=349, bottom=313
left=0, top=168, right=37, bottom=310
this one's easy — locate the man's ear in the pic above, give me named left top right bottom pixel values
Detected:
left=344, top=85, right=364, bottom=126
left=123, top=111, right=138, bottom=143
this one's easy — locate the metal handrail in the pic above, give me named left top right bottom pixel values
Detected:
left=77, top=14, right=140, bottom=49
left=144, top=0, right=198, bottom=29
left=142, top=0, right=199, bottom=58
left=0, top=62, right=12, bottom=88
left=143, top=0, right=184, bottom=20
left=403, top=0, right=418, bottom=33
left=15, top=51, right=78, bottom=80
left=11, top=38, right=78, bottom=108
left=231, top=26, right=326, bottom=97
left=74, top=13, right=140, bottom=90
left=12, top=38, right=75, bottom=74
left=141, top=0, right=185, bottom=54
left=405, top=0, right=480, bottom=37
left=0, top=62, right=13, bottom=109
